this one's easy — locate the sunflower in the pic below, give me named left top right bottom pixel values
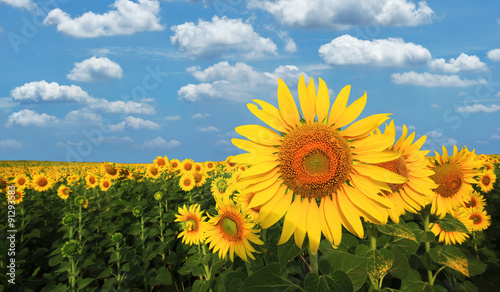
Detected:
left=193, top=171, right=208, bottom=188
left=100, top=178, right=112, bottom=192
left=231, top=76, right=405, bottom=251
left=235, top=192, right=260, bottom=222
left=193, top=162, right=204, bottom=173
left=464, top=207, right=491, bottom=232
left=205, top=198, right=263, bottom=262
left=463, top=191, right=486, bottom=210
left=180, top=158, right=195, bottom=174
left=86, top=174, right=99, bottom=188
left=175, top=204, right=209, bottom=246
left=31, top=173, right=53, bottom=192
left=481, top=161, right=494, bottom=172
left=204, top=161, right=216, bottom=173
left=169, top=159, right=181, bottom=174
left=179, top=173, right=195, bottom=192
left=430, top=209, right=472, bottom=245
left=211, top=176, right=229, bottom=199
left=6, top=189, right=24, bottom=205
left=477, top=170, right=496, bottom=193
left=13, top=174, right=28, bottom=190
left=146, top=164, right=161, bottom=179
left=428, top=146, right=482, bottom=218
left=101, top=161, right=120, bottom=180
left=372, top=121, right=437, bottom=223
left=153, top=155, right=168, bottom=169
left=57, top=185, right=71, bottom=200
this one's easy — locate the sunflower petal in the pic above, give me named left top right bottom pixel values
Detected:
left=278, top=198, right=303, bottom=245
left=354, top=164, right=407, bottom=184
left=238, top=161, right=279, bottom=180
left=333, top=92, right=367, bottom=129
left=341, top=114, right=391, bottom=138
left=278, top=78, right=300, bottom=128
left=354, top=150, right=401, bottom=164
left=230, top=152, right=277, bottom=165
left=294, top=199, right=309, bottom=248
left=248, top=179, right=282, bottom=209
left=248, top=100, right=289, bottom=133
left=327, top=85, right=351, bottom=127
left=324, top=196, right=343, bottom=246
left=235, top=124, right=282, bottom=146
left=231, top=138, right=276, bottom=154
left=316, top=77, right=330, bottom=124
left=306, top=200, right=322, bottom=252
left=260, top=187, right=292, bottom=228
left=298, top=75, right=315, bottom=123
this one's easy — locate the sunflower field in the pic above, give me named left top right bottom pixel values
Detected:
left=1, top=77, right=500, bottom=292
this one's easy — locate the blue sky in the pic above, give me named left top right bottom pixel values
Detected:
left=1, top=0, right=499, bottom=163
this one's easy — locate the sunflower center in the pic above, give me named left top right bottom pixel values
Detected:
left=471, top=215, right=482, bottom=224
left=221, top=217, right=238, bottom=237
left=482, top=175, right=490, bottom=186
left=430, top=163, right=464, bottom=198
left=278, top=123, right=352, bottom=198
left=105, top=164, right=117, bottom=175
left=103, top=181, right=110, bottom=188
left=150, top=167, right=158, bottom=176
left=183, top=178, right=192, bottom=186
left=216, top=179, right=228, bottom=192
left=186, top=218, right=197, bottom=231
left=465, top=198, right=477, bottom=208
left=89, top=177, right=96, bottom=184
left=63, top=189, right=70, bottom=195
left=38, top=177, right=48, bottom=187
left=157, top=159, right=165, bottom=166
left=376, top=156, right=409, bottom=193
left=18, top=178, right=26, bottom=185
left=15, top=192, right=21, bottom=200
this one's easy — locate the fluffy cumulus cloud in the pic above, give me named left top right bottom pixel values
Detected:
left=391, top=71, right=487, bottom=87
left=247, top=0, right=433, bottom=29
left=11, top=81, right=91, bottom=103
left=43, top=0, right=164, bottom=38
left=165, top=115, right=181, bottom=121
left=456, top=104, right=500, bottom=113
left=171, top=16, right=277, bottom=59
left=0, top=0, right=37, bottom=10
left=178, top=61, right=308, bottom=102
left=0, top=139, right=23, bottom=150
left=191, top=113, right=210, bottom=119
left=424, top=130, right=457, bottom=148
left=6, top=109, right=59, bottom=127
left=141, top=137, right=181, bottom=149
left=487, top=49, right=500, bottom=61
left=87, top=98, right=156, bottom=115
left=319, top=35, right=431, bottom=66
left=198, top=126, right=220, bottom=132
left=108, top=116, right=160, bottom=131
left=65, top=109, right=103, bottom=123
left=67, top=57, right=123, bottom=82
left=428, top=53, right=487, bottom=73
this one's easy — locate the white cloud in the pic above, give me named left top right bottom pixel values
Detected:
left=6, top=109, right=59, bottom=127
left=67, top=57, right=123, bottom=82
left=428, top=53, right=487, bottom=73
left=141, top=137, right=181, bottom=149
left=456, top=104, right=500, bottom=113
left=391, top=71, right=487, bottom=87
left=487, top=49, right=500, bottom=62
left=171, top=16, right=277, bottom=59
left=108, top=116, right=160, bottom=131
left=0, top=97, right=18, bottom=109
left=0, top=0, right=37, bottom=10
left=424, top=130, right=457, bottom=147
left=198, top=126, right=220, bottom=132
left=87, top=98, right=156, bottom=115
left=11, top=81, right=91, bottom=103
left=431, top=104, right=439, bottom=108
left=396, top=125, right=416, bottom=132
left=277, top=31, right=297, bottom=53
left=0, top=139, right=23, bottom=150
left=65, top=109, right=103, bottom=122
left=179, top=61, right=308, bottom=102
left=43, top=0, right=164, bottom=38
left=247, top=0, right=433, bottom=29
left=91, top=136, right=134, bottom=144
left=191, top=113, right=210, bottom=119
left=491, top=134, right=500, bottom=140
left=319, top=35, right=431, bottom=66
left=165, top=115, right=181, bottom=121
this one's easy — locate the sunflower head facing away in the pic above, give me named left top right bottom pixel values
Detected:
left=231, top=75, right=408, bottom=251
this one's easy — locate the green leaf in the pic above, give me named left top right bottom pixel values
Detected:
left=327, top=271, right=353, bottom=292
left=429, top=245, right=471, bottom=276
left=77, top=278, right=94, bottom=289
left=377, top=221, right=418, bottom=242
left=318, top=251, right=367, bottom=291
left=278, top=241, right=302, bottom=271
left=392, top=238, right=420, bottom=255
left=389, top=250, right=410, bottom=279
left=239, top=263, right=295, bottom=292
left=154, top=267, right=173, bottom=285
left=32, top=266, right=41, bottom=277
left=435, top=213, right=469, bottom=233
left=192, top=279, right=211, bottom=292
left=366, top=249, right=394, bottom=282
left=400, top=269, right=433, bottom=292
left=97, top=267, right=114, bottom=279
left=25, top=228, right=41, bottom=238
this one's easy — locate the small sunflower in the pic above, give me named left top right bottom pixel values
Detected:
left=86, top=174, right=99, bottom=188
left=211, top=176, right=229, bottom=199
left=204, top=161, right=216, bottom=173
left=100, top=178, right=112, bottom=192
left=153, top=155, right=168, bottom=169
left=32, top=173, right=53, bottom=192
left=146, top=164, right=161, bottom=179
left=169, top=159, right=181, bottom=174
left=205, top=198, right=263, bottom=262
left=175, top=204, right=209, bottom=246
left=179, top=173, right=195, bottom=192
left=6, top=189, right=24, bottom=205
left=477, top=170, right=496, bottom=193
left=102, top=161, right=120, bottom=180
left=180, top=158, right=195, bottom=174
left=235, top=192, right=260, bottom=222
left=464, top=207, right=491, bottom=232
left=463, top=191, right=486, bottom=210
left=14, top=174, right=28, bottom=190
left=428, top=146, right=482, bottom=218
left=57, top=185, right=71, bottom=200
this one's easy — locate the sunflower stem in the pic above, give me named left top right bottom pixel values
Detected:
left=307, top=244, right=318, bottom=275
left=423, top=212, right=434, bottom=286
left=369, top=223, right=378, bottom=251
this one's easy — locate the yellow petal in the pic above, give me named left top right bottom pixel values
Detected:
left=238, top=161, right=279, bottom=180
left=333, top=92, right=367, bottom=129
left=259, top=187, right=292, bottom=228
left=394, top=124, right=408, bottom=150
left=306, top=200, right=322, bottom=252
left=354, top=150, right=401, bottom=164
left=319, top=199, right=333, bottom=244
left=337, top=190, right=364, bottom=238
left=298, top=75, right=315, bottom=123
left=231, top=138, right=276, bottom=154
left=327, top=85, right=351, bottom=127
left=315, top=77, right=330, bottom=124
left=248, top=179, right=282, bottom=209
left=341, top=114, right=391, bottom=138
left=230, top=152, right=277, bottom=165
left=307, top=76, right=316, bottom=99
left=350, top=132, right=394, bottom=152
left=354, top=164, right=407, bottom=184
left=324, top=196, right=343, bottom=246
left=278, top=197, right=303, bottom=245
left=343, top=185, right=386, bottom=224
left=235, top=124, right=282, bottom=146
left=294, top=199, right=309, bottom=249
left=278, top=78, right=300, bottom=128
left=243, top=173, right=280, bottom=194
left=248, top=100, right=289, bottom=133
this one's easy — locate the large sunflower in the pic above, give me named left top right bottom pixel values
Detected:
left=232, top=76, right=406, bottom=251
left=428, top=146, right=482, bottom=218
left=175, top=204, right=209, bottom=246
left=205, top=198, right=263, bottom=262
left=31, top=173, right=53, bottom=192
left=372, top=121, right=437, bottom=223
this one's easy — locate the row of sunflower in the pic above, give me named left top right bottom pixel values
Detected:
left=0, top=76, right=499, bottom=291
